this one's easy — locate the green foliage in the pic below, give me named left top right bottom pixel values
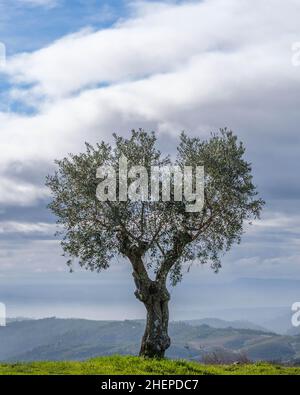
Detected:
left=46, top=129, right=264, bottom=285
left=0, top=356, right=299, bottom=375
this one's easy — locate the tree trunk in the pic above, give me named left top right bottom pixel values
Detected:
left=133, top=275, right=171, bottom=358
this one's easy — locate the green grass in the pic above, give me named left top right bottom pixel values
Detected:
left=0, top=356, right=300, bottom=375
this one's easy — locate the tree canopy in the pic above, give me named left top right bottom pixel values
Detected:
left=46, top=129, right=264, bottom=286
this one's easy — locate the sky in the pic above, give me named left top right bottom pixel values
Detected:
left=0, top=0, right=300, bottom=323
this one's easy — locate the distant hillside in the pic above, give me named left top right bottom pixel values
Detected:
left=184, top=318, right=267, bottom=332
left=261, top=312, right=295, bottom=334
left=1, top=318, right=300, bottom=364
left=1, top=356, right=300, bottom=375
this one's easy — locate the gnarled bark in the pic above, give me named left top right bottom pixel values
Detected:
left=133, top=273, right=170, bottom=358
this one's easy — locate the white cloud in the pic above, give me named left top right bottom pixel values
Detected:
left=250, top=213, right=300, bottom=235
left=226, top=254, right=300, bottom=279
left=0, top=221, right=57, bottom=234
left=0, top=176, right=50, bottom=205
left=6, top=0, right=300, bottom=99
left=0, top=0, right=300, bottom=208
left=0, top=239, right=65, bottom=273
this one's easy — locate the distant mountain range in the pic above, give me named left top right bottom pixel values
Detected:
left=184, top=318, right=267, bottom=332
left=1, top=317, right=300, bottom=364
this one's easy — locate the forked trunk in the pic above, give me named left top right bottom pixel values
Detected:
left=140, top=292, right=170, bottom=358
left=134, top=276, right=171, bottom=358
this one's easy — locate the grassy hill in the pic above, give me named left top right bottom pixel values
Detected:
left=0, top=356, right=300, bottom=375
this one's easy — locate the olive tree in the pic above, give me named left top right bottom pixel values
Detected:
left=46, top=129, right=264, bottom=358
